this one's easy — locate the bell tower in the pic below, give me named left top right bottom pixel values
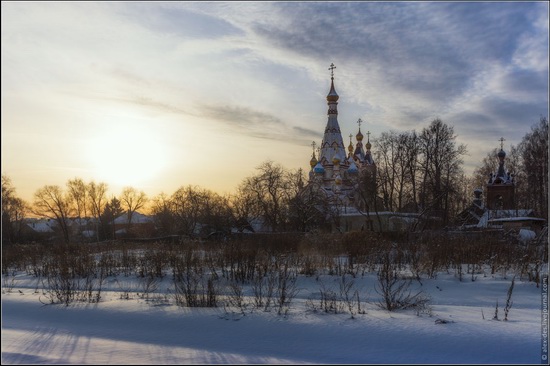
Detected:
left=486, top=137, right=515, bottom=210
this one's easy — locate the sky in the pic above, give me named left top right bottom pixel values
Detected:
left=2, top=1, right=548, bottom=202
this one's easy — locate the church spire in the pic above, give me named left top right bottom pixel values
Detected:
left=309, top=141, right=318, bottom=169
left=493, top=137, right=511, bottom=183
left=486, top=137, right=515, bottom=210
left=326, top=63, right=339, bottom=105
left=354, top=118, right=365, bottom=161
left=364, top=130, right=375, bottom=165
left=319, top=63, right=347, bottom=169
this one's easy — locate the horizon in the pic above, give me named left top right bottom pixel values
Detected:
left=2, top=2, right=548, bottom=203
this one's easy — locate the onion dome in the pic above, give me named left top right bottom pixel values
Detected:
left=326, top=78, right=339, bottom=102
left=326, top=63, right=339, bottom=102
left=348, top=136, right=354, bottom=155
left=497, top=149, right=506, bottom=159
left=356, top=128, right=364, bottom=142
left=310, top=154, right=318, bottom=169
left=314, top=161, right=325, bottom=174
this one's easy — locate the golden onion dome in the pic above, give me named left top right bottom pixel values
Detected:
left=310, top=155, right=318, bottom=168
left=348, top=141, right=354, bottom=154
left=326, top=79, right=339, bottom=102
left=327, top=94, right=339, bottom=102
left=366, top=141, right=372, bottom=150
left=356, top=129, right=364, bottom=141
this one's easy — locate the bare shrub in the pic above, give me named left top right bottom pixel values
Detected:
left=39, top=247, right=105, bottom=305
left=225, top=280, right=247, bottom=315
left=40, top=255, right=79, bottom=306
left=80, top=266, right=106, bottom=303
left=275, top=255, right=300, bottom=316
left=311, top=275, right=365, bottom=318
left=138, top=246, right=167, bottom=279
left=2, top=272, right=16, bottom=294
left=138, top=275, right=160, bottom=300
left=339, top=275, right=363, bottom=318
left=173, top=263, right=219, bottom=308
left=115, top=278, right=139, bottom=300
left=318, top=280, right=341, bottom=314
left=504, top=276, right=515, bottom=321
left=251, top=258, right=277, bottom=311
left=375, top=252, right=430, bottom=312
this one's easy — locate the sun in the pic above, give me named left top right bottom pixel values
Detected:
left=86, top=120, right=167, bottom=187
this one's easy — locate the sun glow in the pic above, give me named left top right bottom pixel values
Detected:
left=86, top=119, right=168, bottom=188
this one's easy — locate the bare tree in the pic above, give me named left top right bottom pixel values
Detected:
left=1, top=175, right=29, bottom=244
left=288, top=181, right=331, bottom=232
left=230, top=190, right=258, bottom=233
left=87, top=181, right=109, bottom=241
left=238, top=160, right=295, bottom=232
left=417, top=119, right=467, bottom=225
left=200, top=192, right=234, bottom=237
left=120, top=187, right=148, bottom=231
left=150, top=192, right=177, bottom=236
left=375, top=130, right=419, bottom=212
left=353, top=165, right=382, bottom=231
left=170, top=186, right=233, bottom=238
left=171, top=185, right=207, bottom=237
left=519, top=116, right=548, bottom=219
left=67, top=178, right=88, bottom=237
left=32, top=185, right=74, bottom=242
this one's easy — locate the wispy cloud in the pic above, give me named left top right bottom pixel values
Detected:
left=200, top=104, right=320, bottom=144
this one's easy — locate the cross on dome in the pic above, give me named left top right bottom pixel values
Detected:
left=357, top=118, right=363, bottom=129
left=328, top=63, right=336, bottom=78
left=499, top=137, right=506, bottom=150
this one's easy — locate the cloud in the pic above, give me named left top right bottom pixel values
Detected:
left=200, top=104, right=322, bottom=144
left=203, top=2, right=547, bottom=134
left=293, top=126, right=323, bottom=139
left=110, top=3, right=244, bottom=40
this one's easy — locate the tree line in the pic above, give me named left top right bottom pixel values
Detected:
left=374, top=116, right=548, bottom=223
left=2, top=117, right=547, bottom=244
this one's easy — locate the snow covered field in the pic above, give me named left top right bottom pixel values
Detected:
left=2, top=266, right=546, bottom=364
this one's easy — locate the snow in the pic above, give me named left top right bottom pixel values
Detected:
left=477, top=210, right=535, bottom=228
left=24, top=219, right=55, bottom=233
left=113, top=212, right=154, bottom=225
left=519, top=229, right=537, bottom=243
left=2, top=263, right=545, bottom=365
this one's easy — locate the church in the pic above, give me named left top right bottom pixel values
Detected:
left=302, top=64, right=413, bottom=232
left=302, top=63, right=545, bottom=236
left=457, top=141, right=546, bottom=236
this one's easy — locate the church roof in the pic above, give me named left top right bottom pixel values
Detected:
left=489, top=139, right=513, bottom=185
left=319, top=67, right=347, bottom=168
